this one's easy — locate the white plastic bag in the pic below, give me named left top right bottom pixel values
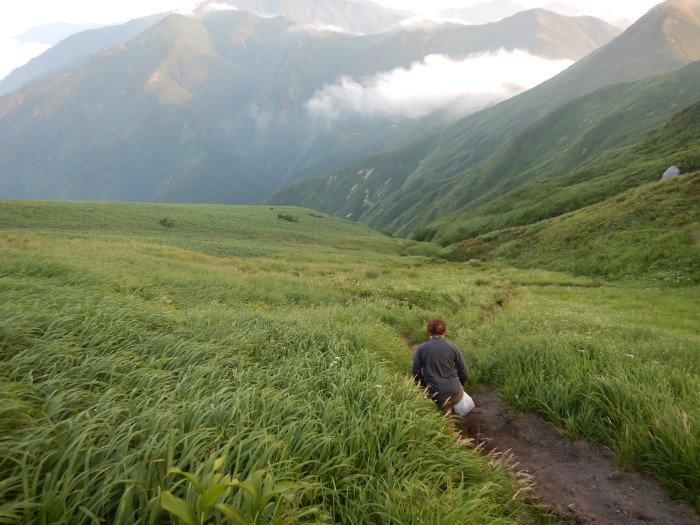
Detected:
left=453, top=392, right=475, bottom=416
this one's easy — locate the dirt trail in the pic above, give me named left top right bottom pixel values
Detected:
left=461, top=386, right=699, bottom=525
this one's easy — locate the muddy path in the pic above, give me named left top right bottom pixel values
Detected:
left=460, top=386, right=699, bottom=524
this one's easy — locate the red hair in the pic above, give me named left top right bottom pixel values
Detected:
left=427, top=318, right=447, bottom=335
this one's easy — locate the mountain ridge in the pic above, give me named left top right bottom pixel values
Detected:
left=0, top=15, right=167, bottom=97
left=439, top=99, right=700, bottom=284
left=266, top=0, right=700, bottom=234
left=419, top=63, right=700, bottom=246
left=0, top=5, right=619, bottom=204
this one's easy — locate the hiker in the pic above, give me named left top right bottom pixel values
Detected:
left=412, top=318, right=473, bottom=417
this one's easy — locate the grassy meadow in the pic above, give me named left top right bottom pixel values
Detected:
left=1, top=200, right=698, bottom=523
left=442, top=172, right=700, bottom=286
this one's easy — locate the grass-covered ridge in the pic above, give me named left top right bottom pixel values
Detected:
left=441, top=171, right=700, bottom=285
left=1, top=200, right=698, bottom=522
left=268, top=58, right=700, bottom=240
left=413, top=96, right=700, bottom=285
left=422, top=94, right=700, bottom=247
left=0, top=201, right=429, bottom=260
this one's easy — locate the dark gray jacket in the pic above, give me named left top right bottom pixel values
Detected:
left=412, top=335, right=468, bottom=406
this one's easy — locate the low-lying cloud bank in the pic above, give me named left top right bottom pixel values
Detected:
left=189, top=2, right=238, bottom=16
left=0, top=38, right=51, bottom=81
left=306, top=49, right=573, bottom=121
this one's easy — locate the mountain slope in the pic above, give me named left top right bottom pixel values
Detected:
left=390, top=96, right=700, bottom=284
left=440, top=101, right=700, bottom=285
left=422, top=86, right=700, bottom=247
left=439, top=0, right=527, bottom=25
left=0, top=16, right=165, bottom=97
left=0, top=16, right=278, bottom=200
left=357, top=8, right=620, bottom=64
left=0, top=0, right=410, bottom=99
left=16, top=22, right=106, bottom=45
left=0, top=5, right=618, bottom=204
left=401, top=59, right=700, bottom=239
left=267, top=0, right=700, bottom=232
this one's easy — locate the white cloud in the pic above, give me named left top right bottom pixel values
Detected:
left=305, top=49, right=573, bottom=121
left=397, top=16, right=450, bottom=28
left=192, top=2, right=238, bottom=16
left=202, top=2, right=237, bottom=11
left=0, top=38, right=51, bottom=81
left=369, top=0, right=660, bottom=21
left=287, top=23, right=349, bottom=34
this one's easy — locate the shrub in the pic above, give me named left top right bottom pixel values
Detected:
left=277, top=213, right=299, bottom=223
left=411, top=227, right=437, bottom=242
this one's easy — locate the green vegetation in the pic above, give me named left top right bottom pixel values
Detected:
left=269, top=59, right=700, bottom=238
left=270, top=0, right=700, bottom=239
left=467, top=284, right=700, bottom=506
left=0, top=201, right=539, bottom=524
left=443, top=173, right=700, bottom=285
left=428, top=92, right=700, bottom=248
left=1, top=200, right=698, bottom=523
left=400, top=95, right=700, bottom=287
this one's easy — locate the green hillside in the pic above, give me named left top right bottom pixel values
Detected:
left=401, top=0, right=700, bottom=187
left=412, top=66, right=700, bottom=238
left=0, top=201, right=541, bottom=523
left=402, top=61, right=700, bottom=236
left=267, top=60, right=700, bottom=233
left=0, top=201, right=415, bottom=260
left=268, top=0, right=700, bottom=231
left=1, top=200, right=698, bottom=522
left=443, top=172, right=700, bottom=284
left=413, top=98, right=700, bottom=285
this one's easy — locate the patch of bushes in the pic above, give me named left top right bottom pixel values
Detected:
left=277, top=213, right=299, bottom=223
left=411, top=227, right=437, bottom=242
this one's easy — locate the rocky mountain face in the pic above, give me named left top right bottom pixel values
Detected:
left=0, top=2, right=620, bottom=204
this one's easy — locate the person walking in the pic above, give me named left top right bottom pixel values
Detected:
left=412, top=318, right=473, bottom=416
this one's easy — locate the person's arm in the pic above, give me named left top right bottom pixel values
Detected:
left=454, top=347, right=468, bottom=385
left=412, top=348, right=425, bottom=386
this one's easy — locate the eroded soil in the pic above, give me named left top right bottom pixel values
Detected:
left=460, top=386, right=699, bottom=524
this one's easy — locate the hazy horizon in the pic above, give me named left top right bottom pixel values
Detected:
left=0, top=0, right=661, bottom=84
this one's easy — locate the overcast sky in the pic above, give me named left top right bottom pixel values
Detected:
left=0, top=0, right=663, bottom=82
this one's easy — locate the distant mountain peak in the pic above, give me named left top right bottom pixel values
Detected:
left=0, top=0, right=673, bottom=211
left=542, top=2, right=580, bottom=17
left=193, top=0, right=410, bottom=33
left=16, top=22, right=107, bottom=45
left=439, top=0, right=526, bottom=24
left=596, top=0, right=700, bottom=74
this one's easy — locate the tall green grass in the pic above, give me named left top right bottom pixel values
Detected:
left=464, top=285, right=700, bottom=509
left=1, top=200, right=698, bottom=521
left=0, top=216, right=539, bottom=523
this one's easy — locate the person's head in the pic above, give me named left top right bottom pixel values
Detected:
left=427, top=318, right=447, bottom=336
